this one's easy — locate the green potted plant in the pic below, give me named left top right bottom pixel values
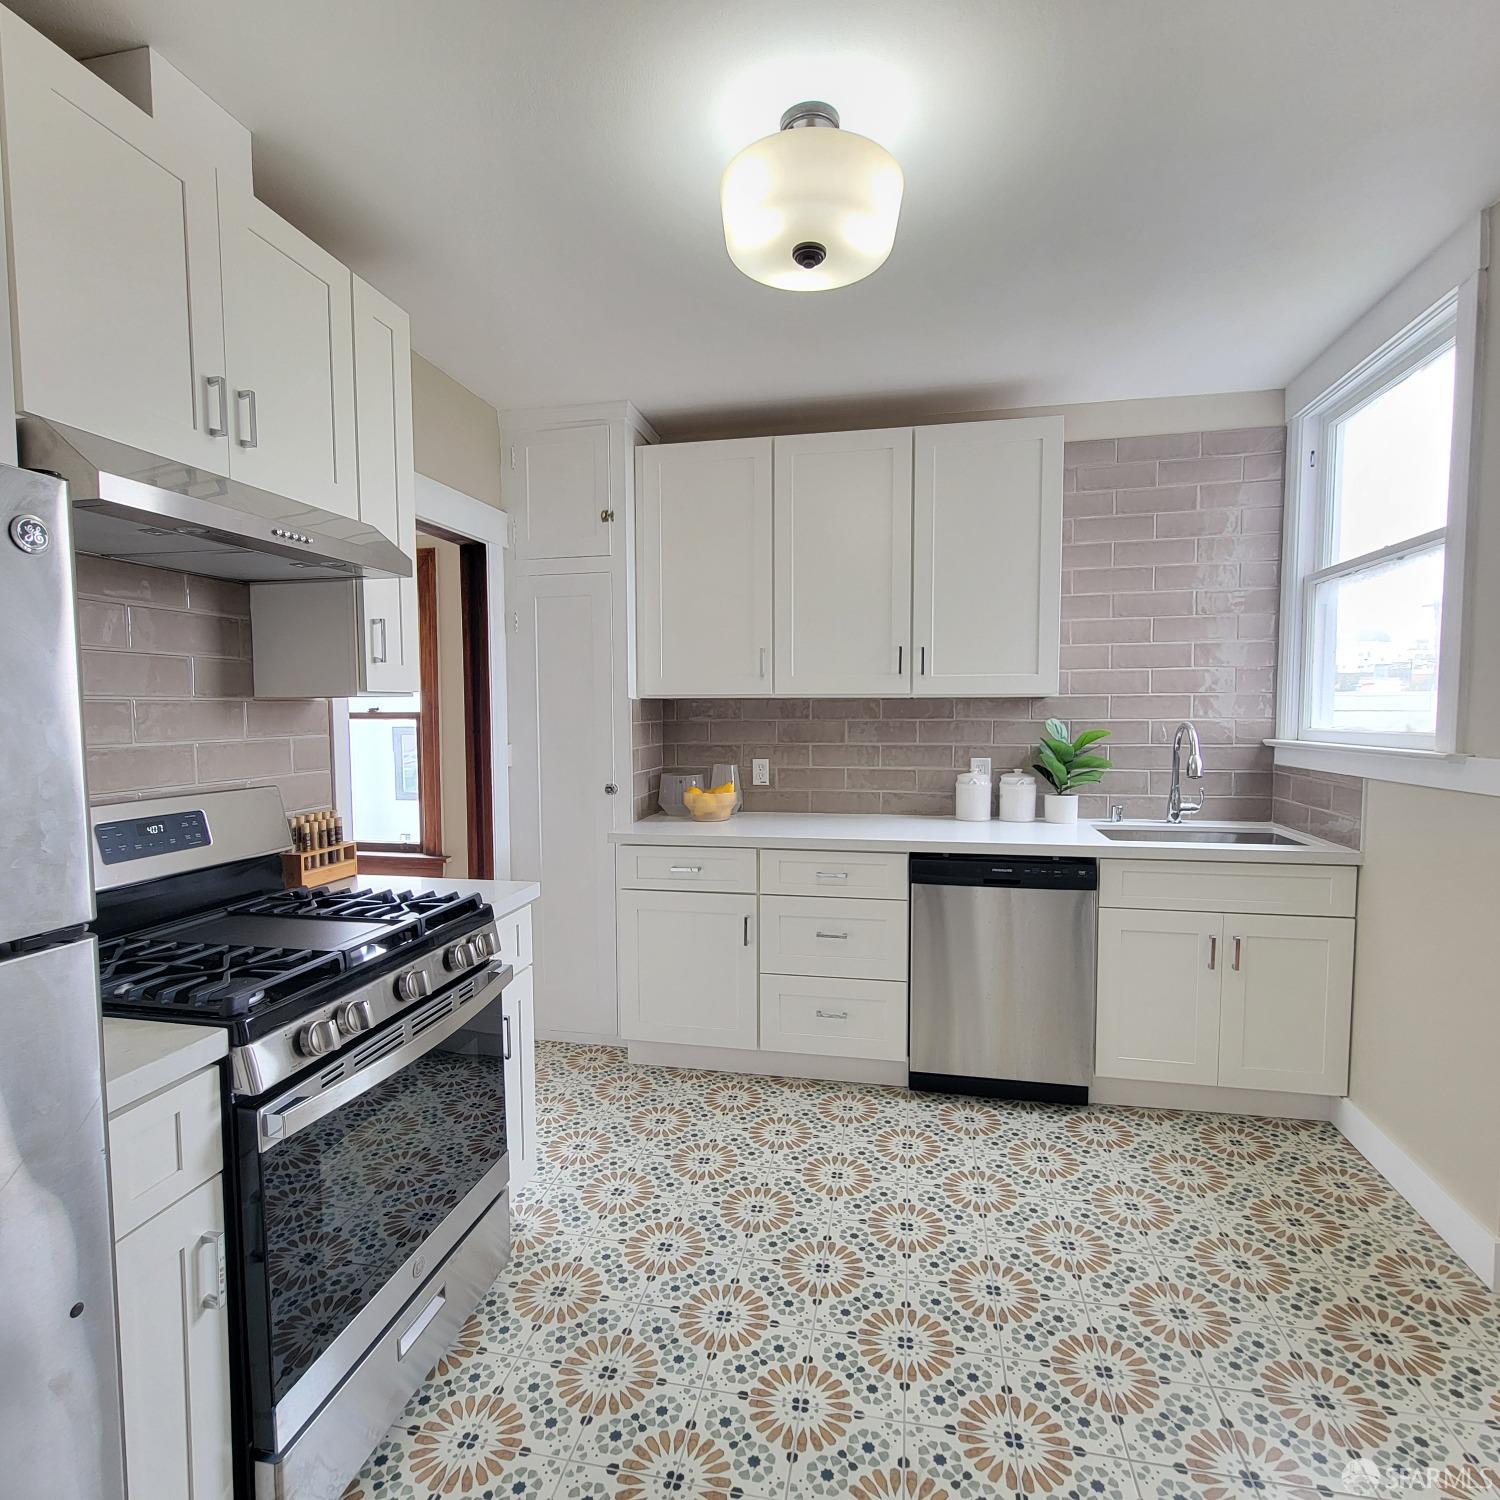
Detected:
left=1033, top=719, right=1111, bottom=825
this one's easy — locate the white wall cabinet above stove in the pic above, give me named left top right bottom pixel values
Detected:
left=630, top=417, right=1062, bottom=699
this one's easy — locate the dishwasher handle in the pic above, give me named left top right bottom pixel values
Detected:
left=910, top=854, right=1097, bottom=890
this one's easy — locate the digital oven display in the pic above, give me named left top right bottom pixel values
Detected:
left=94, top=810, right=211, bottom=865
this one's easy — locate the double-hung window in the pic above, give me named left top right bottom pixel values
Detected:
left=1283, top=294, right=1467, bottom=751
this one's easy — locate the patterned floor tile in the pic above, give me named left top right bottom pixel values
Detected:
left=341, top=1042, right=1499, bottom=1500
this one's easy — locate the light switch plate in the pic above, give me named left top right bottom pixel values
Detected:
left=752, top=758, right=770, bottom=786
left=969, top=756, right=993, bottom=778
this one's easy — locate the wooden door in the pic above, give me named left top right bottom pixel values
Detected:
left=114, top=1177, right=232, bottom=1500
left=773, top=428, right=913, bottom=695
left=509, top=572, right=619, bottom=1040
left=511, top=424, right=613, bottom=563
left=1218, top=915, right=1355, bottom=1094
left=352, top=277, right=418, bottom=693
left=617, top=889, right=758, bottom=1049
left=636, top=437, right=773, bottom=695
left=1096, top=909, right=1224, bottom=1084
left=220, top=195, right=358, bottom=516
left=913, top=417, right=1063, bottom=696
left=0, top=10, right=227, bottom=472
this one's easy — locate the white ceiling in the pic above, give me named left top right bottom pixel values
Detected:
left=13, top=1, right=1500, bottom=432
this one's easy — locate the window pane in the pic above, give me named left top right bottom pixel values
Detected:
left=1329, top=344, right=1454, bottom=563
left=1307, top=546, right=1443, bottom=737
left=350, top=717, right=422, bottom=844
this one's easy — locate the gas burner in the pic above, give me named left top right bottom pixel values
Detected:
left=98, top=937, right=344, bottom=1017
left=229, top=886, right=486, bottom=935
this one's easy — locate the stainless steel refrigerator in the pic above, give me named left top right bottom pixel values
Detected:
left=0, top=465, right=126, bottom=1498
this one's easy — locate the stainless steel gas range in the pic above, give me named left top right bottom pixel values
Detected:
left=91, top=786, right=514, bottom=1500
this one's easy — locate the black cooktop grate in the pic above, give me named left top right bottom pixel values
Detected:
left=97, top=938, right=345, bottom=1017
left=228, top=886, right=486, bottom=934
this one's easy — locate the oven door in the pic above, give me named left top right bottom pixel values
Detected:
left=236, top=960, right=511, bottom=1454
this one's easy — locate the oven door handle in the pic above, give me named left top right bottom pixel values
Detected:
left=256, top=961, right=513, bottom=1154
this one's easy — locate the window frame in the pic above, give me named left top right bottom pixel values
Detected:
left=1278, top=284, right=1478, bottom=754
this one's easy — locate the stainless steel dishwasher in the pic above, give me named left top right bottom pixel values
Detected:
left=910, top=854, right=1098, bottom=1103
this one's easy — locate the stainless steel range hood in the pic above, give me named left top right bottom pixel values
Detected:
left=19, top=417, right=411, bottom=582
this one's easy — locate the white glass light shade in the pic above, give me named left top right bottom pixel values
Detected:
left=721, top=124, right=904, bottom=291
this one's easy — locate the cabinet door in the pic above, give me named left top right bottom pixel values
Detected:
left=913, top=418, right=1063, bottom=696
left=509, top=572, right=620, bottom=1040
left=636, top=438, right=773, bottom=695
left=503, top=966, right=538, bottom=1193
left=115, top=1176, right=232, bottom=1500
left=1218, top=916, right=1355, bottom=1094
left=220, top=195, right=358, bottom=516
left=617, top=889, right=758, bottom=1049
left=352, top=278, right=418, bottom=694
left=511, top=424, right=613, bottom=563
left=0, top=11, right=227, bottom=472
left=1096, top=909, right=1223, bottom=1084
left=773, top=428, right=913, bottom=695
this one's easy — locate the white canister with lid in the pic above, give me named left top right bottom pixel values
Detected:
left=954, top=770, right=992, bottom=822
left=997, top=770, right=1037, bottom=823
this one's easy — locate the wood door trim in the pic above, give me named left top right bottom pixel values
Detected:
left=460, top=540, right=496, bottom=878
left=416, top=547, right=444, bottom=859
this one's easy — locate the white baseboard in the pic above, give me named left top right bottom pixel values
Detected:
left=1332, top=1098, right=1499, bottom=1290
left=536, top=1027, right=621, bottom=1047
left=1090, top=1078, right=1335, bottom=1120
left=627, top=1040, right=908, bottom=1088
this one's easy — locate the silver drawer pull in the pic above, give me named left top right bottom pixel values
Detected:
left=195, top=1231, right=226, bottom=1312
left=815, top=930, right=850, bottom=940
left=398, top=1286, right=447, bottom=1360
left=814, top=871, right=848, bottom=881
left=668, top=865, right=702, bottom=874
left=815, top=1008, right=849, bottom=1021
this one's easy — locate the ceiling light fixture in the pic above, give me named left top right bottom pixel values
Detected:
left=720, top=101, right=904, bottom=292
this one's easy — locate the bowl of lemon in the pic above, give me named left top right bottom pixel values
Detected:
left=684, top=779, right=739, bottom=821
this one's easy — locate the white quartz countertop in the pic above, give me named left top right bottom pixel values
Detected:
left=339, top=875, right=541, bottom=918
left=612, top=813, right=1361, bottom=864
left=102, top=1018, right=227, bottom=1115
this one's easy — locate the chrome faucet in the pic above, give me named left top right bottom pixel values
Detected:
left=1167, top=721, right=1205, bottom=823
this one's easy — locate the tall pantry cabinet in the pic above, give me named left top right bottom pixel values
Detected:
left=504, top=404, right=658, bottom=1043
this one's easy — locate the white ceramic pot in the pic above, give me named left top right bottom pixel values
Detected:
left=1043, top=793, right=1078, bottom=825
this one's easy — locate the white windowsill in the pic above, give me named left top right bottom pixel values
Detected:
left=1267, top=739, right=1500, bottom=798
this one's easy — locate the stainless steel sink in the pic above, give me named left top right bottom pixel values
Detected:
left=1098, top=826, right=1307, bottom=846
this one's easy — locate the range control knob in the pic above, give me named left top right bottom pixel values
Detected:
left=475, top=931, right=499, bottom=959
left=443, top=942, right=471, bottom=972
left=339, top=998, right=375, bottom=1034
left=396, top=969, right=431, bottom=1002
left=296, top=1017, right=340, bottom=1057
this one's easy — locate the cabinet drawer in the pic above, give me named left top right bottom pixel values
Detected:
left=1099, top=860, right=1356, bottom=918
left=109, top=1066, right=222, bottom=1238
left=759, top=848, right=908, bottom=900
left=495, top=904, right=533, bottom=971
left=616, top=843, right=757, bottom=893
left=760, top=975, right=907, bottom=1061
left=760, top=895, right=909, bottom=981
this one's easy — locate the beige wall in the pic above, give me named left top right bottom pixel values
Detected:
left=1348, top=779, right=1500, bottom=1237
left=411, top=352, right=503, bottom=509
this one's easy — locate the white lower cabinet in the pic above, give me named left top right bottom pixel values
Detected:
left=110, top=1071, right=232, bottom=1500
left=1096, top=901, right=1355, bottom=1096
left=503, top=963, right=539, bottom=1194
left=617, top=888, right=759, bottom=1049
left=759, top=895, right=908, bottom=981
left=760, top=974, right=907, bottom=1061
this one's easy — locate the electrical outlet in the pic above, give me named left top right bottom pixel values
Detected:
left=752, top=758, right=771, bottom=786
left=969, top=756, right=993, bottom=779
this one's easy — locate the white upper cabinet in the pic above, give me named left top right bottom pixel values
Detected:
left=636, top=438, right=773, bottom=696
left=511, top=423, right=614, bottom=563
left=912, top=417, right=1062, bottom=696
left=0, top=10, right=228, bottom=472
left=220, top=194, right=359, bottom=518
left=352, top=277, right=418, bottom=694
left=774, top=427, right=913, bottom=696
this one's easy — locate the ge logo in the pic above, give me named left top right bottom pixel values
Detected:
left=8, top=514, right=49, bottom=554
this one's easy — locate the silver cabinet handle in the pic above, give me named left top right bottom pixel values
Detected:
left=195, top=1231, right=226, bottom=1312
left=1232, top=936, right=1242, bottom=972
left=235, top=388, right=259, bottom=448
left=743, top=914, right=752, bottom=946
left=1207, top=935, right=1217, bottom=971
left=668, top=865, right=702, bottom=874
left=502, top=1012, right=513, bottom=1060
left=897, top=645, right=903, bottom=675
left=205, top=375, right=228, bottom=437
left=397, top=1286, right=446, bottom=1360
left=920, top=645, right=927, bottom=675
left=815, top=1008, right=849, bottom=1020
left=815, top=930, right=850, bottom=940
left=370, top=616, right=388, bottom=664
left=814, top=871, right=848, bottom=881
left=760, top=646, right=768, bottom=679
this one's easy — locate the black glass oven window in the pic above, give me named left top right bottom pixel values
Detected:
left=258, top=1019, right=505, bottom=1403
